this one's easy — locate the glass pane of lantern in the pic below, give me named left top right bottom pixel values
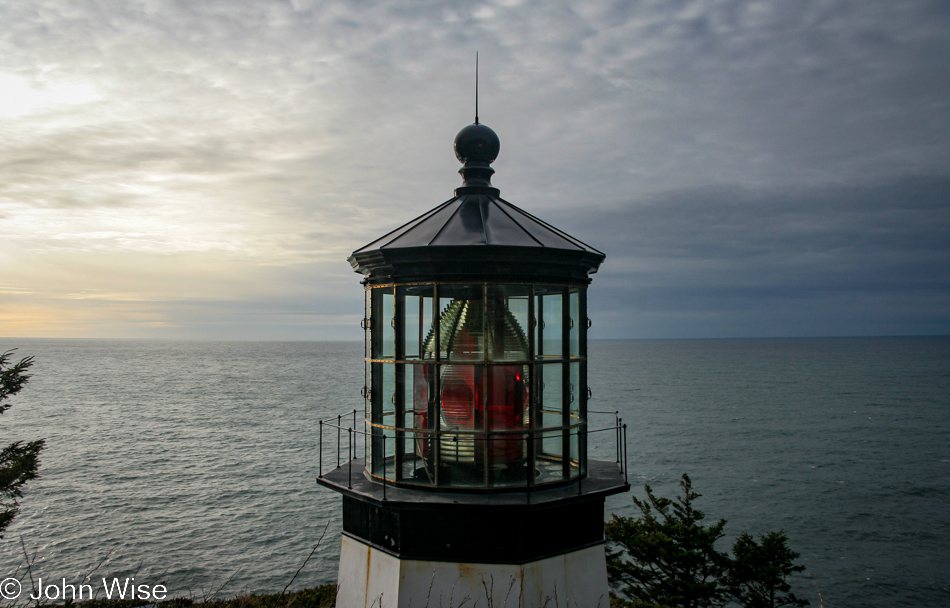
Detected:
left=402, top=288, right=419, bottom=359
left=378, top=425, right=395, bottom=479
left=537, top=287, right=563, bottom=358
left=421, top=292, right=433, bottom=357
left=576, top=423, right=587, bottom=476
left=412, top=364, right=433, bottom=429
left=570, top=361, right=581, bottom=416
left=435, top=284, right=484, bottom=361
left=439, top=363, right=482, bottom=484
left=399, top=285, right=434, bottom=360
left=539, top=361, right=563, bottom=419
left=569, top=289, right=580, bottom=357
left=396, top=363, right=407, bottom=430
left=364, top=359, right=372, bottom=418
left=373, top=361, right=397, bottom=478
left=486, top=285, right=530, bottom=362
left=381, top=289, right=395, bottom=359
left=485, top=364, right=528, bottom=471
left=368, top=352, right=392, bottom=478
left=406, top=364, right=435, bottom=484
left=540, top=426, right=563, bottom=461
left=370, top=361, right=382, bottom=417
left=364, top=288, right=372, bottom=359
left=440, top=364, right=480, bottom=433
left=531, top=287, right=539, bottom=358
left=381, top=362, right=395, bottom=422
left=570, top=431, right=580, bottom=472
left=486, top=365, right=528, bottom=430
left=538, top=362, right=563, bottom=457
left=371, top=428, right=382, bottom=475
left=364, top=429, right=370, bottom=466
left=441, top=431, right=486, bottom=488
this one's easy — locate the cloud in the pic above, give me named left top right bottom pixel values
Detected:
left=0, top=0, right=947, bottom=338
left=569, top=174, right=950, bottom=337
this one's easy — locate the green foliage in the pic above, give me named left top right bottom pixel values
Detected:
left=726, top=532, right=809, bottom=608
left=0, top=349, right=45, bottom=538
left=606, top=474, right=729, bottom=608
left=0, top=351, right=34, bottom=414
left=606, top=474, right=808, bottom=608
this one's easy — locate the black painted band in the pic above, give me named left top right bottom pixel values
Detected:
left=341, top=494, right=606, bottom=563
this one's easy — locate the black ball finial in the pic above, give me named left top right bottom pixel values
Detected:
left=454, top=123, right=500, bottom=165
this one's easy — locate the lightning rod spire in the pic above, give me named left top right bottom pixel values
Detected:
left=475, top=52, right=479, bottom=125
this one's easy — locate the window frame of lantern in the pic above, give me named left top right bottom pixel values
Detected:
left=364, top=280, right=589, bottom=491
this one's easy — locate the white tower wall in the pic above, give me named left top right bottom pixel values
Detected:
left=336, top=535, right=610, bottom=608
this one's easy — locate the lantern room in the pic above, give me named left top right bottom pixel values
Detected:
left=319, top=119, right=629, bottom=608
left=348, top=122, right=605, bottom=492
left=361, top=281, right=588, bottom=490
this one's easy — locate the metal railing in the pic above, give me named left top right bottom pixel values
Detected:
left=318, top=409, right=627, bottom=500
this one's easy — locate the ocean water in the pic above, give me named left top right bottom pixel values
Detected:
left=0, top=337, right=947, bottom=607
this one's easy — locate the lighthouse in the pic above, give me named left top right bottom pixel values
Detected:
left=318, top=118, right=629, bottom=608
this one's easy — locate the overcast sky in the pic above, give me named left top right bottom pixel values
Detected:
left=2, top=0, right=948, bottom=340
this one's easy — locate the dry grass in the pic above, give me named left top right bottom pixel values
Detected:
left=65, top=585, right=337, bottom=608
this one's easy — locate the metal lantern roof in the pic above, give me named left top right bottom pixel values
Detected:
left=348, top=122, right=605, bottom=285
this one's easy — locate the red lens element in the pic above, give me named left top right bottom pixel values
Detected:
left=437, top=364, right=526, bottom=464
